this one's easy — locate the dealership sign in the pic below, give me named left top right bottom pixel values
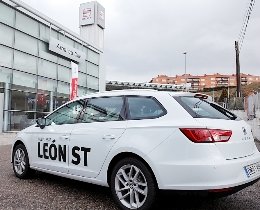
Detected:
left=79, top=2, right=95, bottom=26
left=49, top=38, right=86, bottom=62
left=97, top=3, right=105, bottom=29
left=70, top=62, right=79, bottom=100
left=79, top=2, right=105, bottom=29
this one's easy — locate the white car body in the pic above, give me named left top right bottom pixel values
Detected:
left=12, top=90, right=260, bottom=192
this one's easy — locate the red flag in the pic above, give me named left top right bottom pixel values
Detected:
left=70, top=62, right=79, bottom=100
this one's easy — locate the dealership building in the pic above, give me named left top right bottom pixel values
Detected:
left=0, top=0, right=105, bottom=132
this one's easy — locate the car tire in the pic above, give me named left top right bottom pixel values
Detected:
left=12, top=144, right=32, bottom=179
left=110, top=157, right=157, bottom=210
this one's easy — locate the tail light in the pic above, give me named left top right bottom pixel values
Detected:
left=180, top=128, right=232, bottom=143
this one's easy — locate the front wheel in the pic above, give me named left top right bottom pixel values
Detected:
left=110, top=158, right=157, bottom=210
left=12, top=144, right=32, bottom=179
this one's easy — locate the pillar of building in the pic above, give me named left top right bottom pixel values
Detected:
left=49, top=91, right=54, bottom=113
left=3, top=83, right=10, bottom=132
left=0, top=93, right=4, bottom=133
left=79, top=1, right=105, bottom=50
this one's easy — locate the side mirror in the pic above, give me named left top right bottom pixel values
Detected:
left=36, top=117, right=46, bottom=129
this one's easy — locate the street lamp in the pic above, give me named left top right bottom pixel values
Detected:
left=183, top=52, right=187, bottom=91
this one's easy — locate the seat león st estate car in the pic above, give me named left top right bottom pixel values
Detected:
left=11, top=90, right=260, bottom=210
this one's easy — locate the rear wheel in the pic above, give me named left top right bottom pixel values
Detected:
left=12, top=144, right=32, bottom=179
left=110, top=158, right=157, bottom=210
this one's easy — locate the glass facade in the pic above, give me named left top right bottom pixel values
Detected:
left=0, top=2, right=101, bottom=131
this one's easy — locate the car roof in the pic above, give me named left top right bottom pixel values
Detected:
left=55, top=89, right=208, bottom=113
left=75, top=89, right=196, bottom=101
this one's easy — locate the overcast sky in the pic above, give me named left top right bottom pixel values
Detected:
left=21, top=0, right=260, bottom=82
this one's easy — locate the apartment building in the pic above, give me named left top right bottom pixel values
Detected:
left=151, top=73, right=260, bottom=91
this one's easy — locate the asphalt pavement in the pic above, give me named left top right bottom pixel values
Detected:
left=0, top=142, right=260, bottom=209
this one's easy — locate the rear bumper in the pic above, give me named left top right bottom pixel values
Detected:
left=208, top=177, right=260, bottom=195
left=160, top=177, right=260, bottom=197
left=151, top=152, right=260, bottom=190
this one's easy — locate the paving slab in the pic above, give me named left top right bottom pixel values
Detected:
left=0, top=133, right=17, bottom=146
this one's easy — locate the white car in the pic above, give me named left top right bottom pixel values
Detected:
left=11, top=90, right=260, bottom=210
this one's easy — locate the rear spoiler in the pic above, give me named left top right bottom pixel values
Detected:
left=194, top=93, right=208, bottom=99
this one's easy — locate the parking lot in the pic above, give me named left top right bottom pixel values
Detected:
left=1, top=143, right=260, bottom=210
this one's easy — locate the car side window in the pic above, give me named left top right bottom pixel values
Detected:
left=81, top=96, right=124, bottom=123
left=47, top=100, right=84, bottom=125
left=127, top=96, right=166, bottom=120
left=175, top=96, right=237, bottom=120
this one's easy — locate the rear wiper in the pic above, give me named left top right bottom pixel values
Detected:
left=210, top=103, right=237, bottom=120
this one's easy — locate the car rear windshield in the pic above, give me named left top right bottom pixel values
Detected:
left=174, top=96, right=238, bottom=120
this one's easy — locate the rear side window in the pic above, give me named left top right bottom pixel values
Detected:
left=175, top=96, right=237, bottom=120
left=81, top=96, right=124, bottom=123
left=127, top=96, right=166, bottom=120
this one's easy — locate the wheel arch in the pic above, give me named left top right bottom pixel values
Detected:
left=11, top=140, right=26, bottom=163
left=107, top=152, right=158, bottom=188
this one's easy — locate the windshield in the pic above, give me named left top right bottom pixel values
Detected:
left=174, top=96, right=238, bottom=120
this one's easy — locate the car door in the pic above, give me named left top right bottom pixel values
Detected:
left=68, top=96, right=127, bottom=178
left=29, top=100, right=85, bottom=173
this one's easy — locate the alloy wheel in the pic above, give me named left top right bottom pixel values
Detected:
left=115, top=164, right=148, bottom=209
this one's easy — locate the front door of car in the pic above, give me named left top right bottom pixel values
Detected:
left=29, top=100, right=85, bottom=174
left=68, top=96, right=127, bottom=178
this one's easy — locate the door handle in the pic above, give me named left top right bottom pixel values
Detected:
left=60, top=135, right=70, bottom=140
left=102, top=134, right=116, bottom=140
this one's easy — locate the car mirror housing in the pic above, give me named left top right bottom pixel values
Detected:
left=36, top=117, right=46, bottom=129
